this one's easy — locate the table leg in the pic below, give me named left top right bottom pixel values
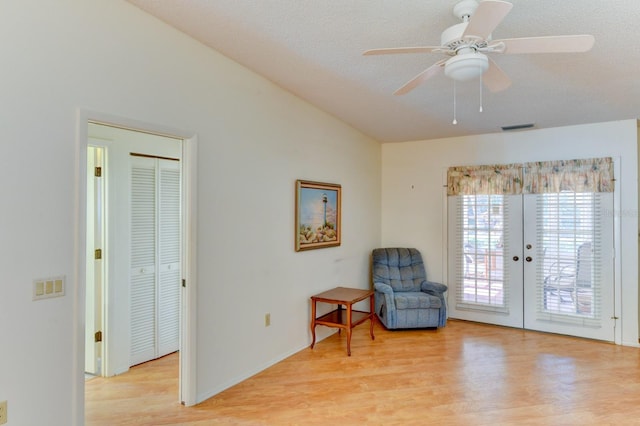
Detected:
left=310, top=299, right=317, bottom=349
left=369, top=294, right=375, bottom=341
left=346, top=303, right=353, bottom=356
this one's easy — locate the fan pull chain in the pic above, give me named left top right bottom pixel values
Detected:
left=479, top=76, right=484, bottom=113
left=452, top=81, right=458, bottom=125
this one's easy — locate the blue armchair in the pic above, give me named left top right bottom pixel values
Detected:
left=372, top=248, right=447, bottom=329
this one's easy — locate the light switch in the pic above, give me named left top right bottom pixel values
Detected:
left=33, top=276, right=66, bottom=300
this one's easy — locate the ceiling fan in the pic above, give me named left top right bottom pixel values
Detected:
left=364, top=0, right=595, bottom=96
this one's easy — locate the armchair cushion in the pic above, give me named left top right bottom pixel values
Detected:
left=394, top=292, right=441, bottom=310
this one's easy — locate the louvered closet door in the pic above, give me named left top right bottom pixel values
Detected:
left=157, top=160, right=181, bottom=357
left=131, top=157, right=157, bottom=365
left=130, top=156, right=181, bottom=366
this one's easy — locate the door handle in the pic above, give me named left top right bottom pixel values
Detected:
left=512, top=256, right=519, bottom=261
left=526, top=256, right=533, bottom=262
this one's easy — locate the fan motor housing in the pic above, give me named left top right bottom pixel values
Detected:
left=444, top=52, right=488, bottom=81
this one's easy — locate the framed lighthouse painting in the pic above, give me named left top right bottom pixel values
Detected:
left=295, top=180, right=341, bottom=251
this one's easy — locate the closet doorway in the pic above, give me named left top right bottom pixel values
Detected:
left=82, top=119, right=197, bottom=409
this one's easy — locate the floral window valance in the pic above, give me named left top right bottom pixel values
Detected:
left=522, top=157, right=614, bottom=194
left=447, top=157, right=614, bottom=196
left=447, top=164, right=523, bottom=196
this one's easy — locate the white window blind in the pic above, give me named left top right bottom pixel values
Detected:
left=453, top=194, right=510, bottom=313
left=535, top=192, right=604, bottom=327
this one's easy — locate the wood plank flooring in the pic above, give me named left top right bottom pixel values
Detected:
left=85, top=320, right=640, bottom=425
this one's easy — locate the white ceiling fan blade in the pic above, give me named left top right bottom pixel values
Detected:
left=363, top=46, right=443, bottom=56
left=493, top=35, right=595, bottom=54
left=393, top=59, right=446, bottom=95
left=483, top=58, right=511, bottom=92
left=462, top=0, right=513, bottom=40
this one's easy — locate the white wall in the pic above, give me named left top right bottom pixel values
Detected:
left=381, top=120, right=639, bottom=346
left=0, top=1, right=380, bottom=425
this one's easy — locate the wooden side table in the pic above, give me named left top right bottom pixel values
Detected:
left=310, top=286, right=375, bottom=356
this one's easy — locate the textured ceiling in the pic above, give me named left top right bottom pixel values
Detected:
left=126, top=0, right=640, bottom=143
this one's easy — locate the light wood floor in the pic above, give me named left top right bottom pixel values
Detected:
left=86, top=320, right=640, bottom=425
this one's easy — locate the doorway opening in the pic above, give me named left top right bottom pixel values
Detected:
left=86, top=123, right=183, bottom=377
left=76, top=112, right=198, bottom=424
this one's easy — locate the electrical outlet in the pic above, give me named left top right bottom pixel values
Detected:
left=0, top=400, right=7, bottom=425
left=265, top=313, right=271, bottom=327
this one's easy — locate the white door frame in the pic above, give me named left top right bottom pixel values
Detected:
left=73, top=109, right=198, bottom=425
left=85, top=144, right=107, bottom=376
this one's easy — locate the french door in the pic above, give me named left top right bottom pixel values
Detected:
left=448, top=191, right=615, bottom=341
left=448, top=194, right=523, bottom=328
left=522, top=192, right=614, bottom=340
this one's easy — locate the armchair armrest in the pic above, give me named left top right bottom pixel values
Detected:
left=421, top=280, right=447, bottom=294
left=373, top=282, right=396, bottom=326
left=421, top=280, right=448, bottom=328
left=374, top=282, right=394, bottom=295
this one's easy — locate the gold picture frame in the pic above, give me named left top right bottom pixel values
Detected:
left=295, top=180, right=341, bottom=251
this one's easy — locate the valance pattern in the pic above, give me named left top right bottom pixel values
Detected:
left=447, top=157, right=614, bottom=196
left=522, top=157, right=614, bottom=194
left=447, top=164, right=523, bottom=196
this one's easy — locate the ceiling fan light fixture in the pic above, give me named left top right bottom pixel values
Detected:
left=364, top=0, right=594, bottom=96
left=444, top=52, right=488, bottom=81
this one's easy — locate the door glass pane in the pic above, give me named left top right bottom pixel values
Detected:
left=460, top=195, right=506, bottom=307
left=538, top=192, right=596, bottom=318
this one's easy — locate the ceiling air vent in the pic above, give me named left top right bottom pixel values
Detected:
left=501, top=123, right=535, bottom=132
